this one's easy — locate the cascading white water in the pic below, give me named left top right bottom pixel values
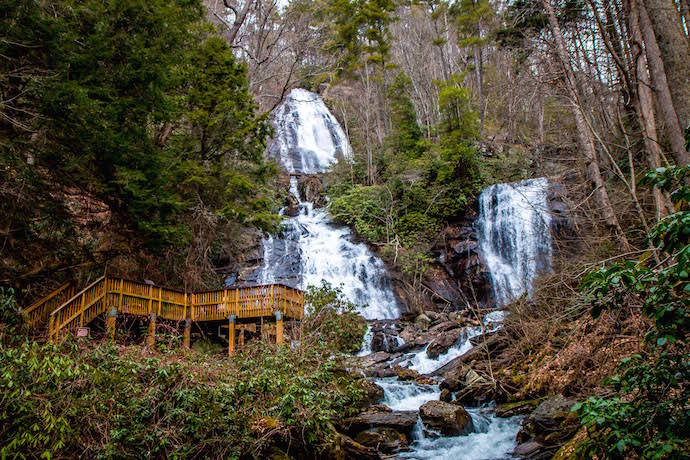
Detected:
left=262, top=90, right=401, bottom=320
left=477, top=178, right=552, bottom=306
left=269, top=88, right=351, bottom=174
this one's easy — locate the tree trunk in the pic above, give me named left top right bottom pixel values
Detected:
left=541, top=0, right=630, bottom=250
left=637, top=0, right=690, bottom=165
left=474, top=47, right=484, bottom=136
left=628, top=0, right=672, bottom=218
left=640, top=0, right=690, bottom=129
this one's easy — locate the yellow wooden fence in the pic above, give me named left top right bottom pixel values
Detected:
left=26, top=277, right=304, bottom=344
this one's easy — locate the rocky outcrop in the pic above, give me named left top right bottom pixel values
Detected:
left=435, top=222, right=494, bottom=309
left=357, top=379, right=384, bottom=409
left=419, top=401, right=474, bottom=436
left=514, top=394, right=580, bottom=459
left=341, top=405, right=418, bottom=439
left=354, top=428, right=409, bottom=454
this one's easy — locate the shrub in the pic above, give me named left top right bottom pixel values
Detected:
left=302, top=282, right=367, bottom=355
left=575, top=166, right=690, bottom=459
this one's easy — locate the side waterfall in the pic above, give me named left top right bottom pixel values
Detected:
left=477, top=178, right=552, bottom=306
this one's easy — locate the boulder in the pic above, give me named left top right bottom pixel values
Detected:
left=514, top=394, right=580, bottom=459
left=512, top=440, right=551, bottom=460
left=419, top=401, right=474, bottom=436
left=357, top=379, right=384, bottom=408
left=341, top=405, right=418, bottom=439
left=415, top=313, right=431, bottom=329
left=354, top=428, right=409, bottom=454
left=393, top=365, right=419, bottom=381
left=426, top=329, right=463, bottom=359
left=452, top=369, right=495, bottom=406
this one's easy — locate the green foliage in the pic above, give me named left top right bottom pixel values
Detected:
left=0, top=339, right=364, bottom=459
left=329, top=73, right=484, bottom=251
left=327, top=0, right=397, bottom=71
left=303, top=282, right=367, bottom=354
left=575, top=166, right=690, bottom=459
left=1, top=0, right=278, bottom=286
left=0, top=288, right=26, bottom=344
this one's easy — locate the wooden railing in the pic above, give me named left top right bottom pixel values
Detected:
left=22, top=282, right=74, bottom=334
left=43, top=277, right=304, bottom=343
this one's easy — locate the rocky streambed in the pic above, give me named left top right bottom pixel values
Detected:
left=337, top=310, right=579, bottom=460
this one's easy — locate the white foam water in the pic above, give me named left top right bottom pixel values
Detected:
left=477, top=178, right=552, bottom=306
left=407, top=326, right=483, bottom=375
left=400, top=411, right=522, bottom=460
left=377, top=378, right=440, bottom=411
left=358, top=324, right=374, bottom=356
left=269, top=88, right=351, bottom=174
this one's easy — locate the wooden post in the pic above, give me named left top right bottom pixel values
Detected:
left=238, top=327, right=245, bottom=350
left=147, top=312, right=156, bottom=347
left=184, top=319, right=191, bottom=349
left=78, top=292, right=86, bottom=327
left=117, top=279, right=124, bottom=313
left=106, top=306, right=117, bottom=341
left=228, top=314, right=236, bottom=356
left=48, top=314, right=55, bottom=344
left=147, top=284, right=153, bottom=314
left=157, top=286, right=162, bottom=316
left=102, top=277, right=108, bottom=316
left=275, top=310, right=283, bottom=345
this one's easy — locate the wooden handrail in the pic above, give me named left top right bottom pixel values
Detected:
left=42, top=277, right=305, bottom=343
left=22, top=282, right=74, bottom=332
left=49, top=276, right=106, bottom=322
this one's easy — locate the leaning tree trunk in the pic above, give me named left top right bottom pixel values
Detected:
left=640, top=0, right=690, bottom=130
left=541, top=0, right=630, bottom=250
left=628, top=0, right=673, bottom=218
left=637, top=0, right=690, bottom=165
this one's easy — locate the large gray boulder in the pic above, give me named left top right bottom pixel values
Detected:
left=354, top=427, right=409, bottom=454
left=341, top=405, right=418, bottom=439
left=419, top=401, right=474, bottom=436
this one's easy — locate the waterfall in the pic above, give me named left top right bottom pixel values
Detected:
left=260, top=89, right=401, bottom=320
left=268, top=88, right=351, bottom=174
left=477, top=178, right=552, bottom=306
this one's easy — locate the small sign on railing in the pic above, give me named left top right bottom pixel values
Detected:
left=76, top=327, right=90, bottom=337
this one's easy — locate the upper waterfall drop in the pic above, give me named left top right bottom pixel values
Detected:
left=268, top=88, right=352, bottom=174
left=477, top=178, right=553, bottom=306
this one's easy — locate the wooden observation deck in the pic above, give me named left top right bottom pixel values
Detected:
left=22, top=277, right=305, bottom=355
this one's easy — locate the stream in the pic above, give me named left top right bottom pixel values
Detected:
left=255, top=88, right=554, bottom=459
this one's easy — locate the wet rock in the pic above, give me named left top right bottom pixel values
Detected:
left=354, top=428, right=409, bottom=454
left=439, top=389, right=452, bottom=402
left=393, top=365, right=419, bottom=381
left=415, top=313, right=431, bottom=329
left=419, top=401, right=474, bottom=436
left=358, top=379, right=384, bottom=408
left=284, top=193, right=300, bottom=217
left=517, top=394, right=577, bottom=443
left=495, top=399, right=543, bottom=418
left=341, top=405, right=418, bottom=439
left=514, top=394, right=580, bottom=459
left=452, top=369, right=495, bottom=406
left=414, top=376, right=436, bottom=386
left=513, top=440, right=550, bottom=459
left=426, top=328, right=463, bottom=359
left=424, top=269, right=463, bottom=307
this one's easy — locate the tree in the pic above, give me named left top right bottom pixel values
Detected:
left=540, top=0, right=630, bottom=250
